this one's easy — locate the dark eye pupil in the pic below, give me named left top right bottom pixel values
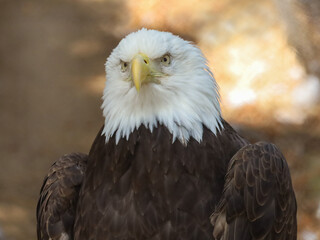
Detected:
left=163, top=58, right=167, bottom=62
left=124, top=63, right=127, bottom=67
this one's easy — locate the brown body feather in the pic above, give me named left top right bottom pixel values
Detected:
left=37, top=153, right=88, bottom=240
left=211, top=142, right=297, bottom=240
left=36, top=119, right=297, bottom=240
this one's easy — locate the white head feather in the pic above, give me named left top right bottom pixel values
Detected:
left=102, top=29, right=222, bottom=144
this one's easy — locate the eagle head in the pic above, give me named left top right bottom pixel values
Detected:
left=102, top=29, right=222, bottom=144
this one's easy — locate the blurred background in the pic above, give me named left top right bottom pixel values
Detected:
left=0, top=0, right=320, bottom=239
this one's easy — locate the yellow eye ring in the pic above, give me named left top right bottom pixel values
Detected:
left=160, top=54, right=171, bottom=66
left=120, top=61, right=128, bottom=72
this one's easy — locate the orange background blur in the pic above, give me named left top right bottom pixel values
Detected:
left=0, top=0, right=320, bottom=239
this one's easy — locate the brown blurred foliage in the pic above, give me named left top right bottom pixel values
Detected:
left=274, top=0, right=320, bottom=77
left=0, top=0, right=319, bottom=239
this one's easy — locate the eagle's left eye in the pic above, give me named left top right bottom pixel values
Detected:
left=160, top=54, right=171, bottom=66
left=120, top=61, right=128, bottom=72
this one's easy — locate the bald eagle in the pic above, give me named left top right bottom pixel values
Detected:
left=37, top=29, right=297, bottom=240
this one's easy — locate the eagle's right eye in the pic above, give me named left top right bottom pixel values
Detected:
left=160, top=54, right=171, bottom=66
left=120, top=61, right=128, bottom=72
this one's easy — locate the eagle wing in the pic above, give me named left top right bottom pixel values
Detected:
left=37, top=153, right=88, bottom=240
left=211, top=142, right=297, bottom=240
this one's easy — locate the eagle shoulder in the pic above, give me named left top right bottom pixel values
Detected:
left=210, top=141, right=297, bottom=240
left=37, top=153, right=88, bottom=240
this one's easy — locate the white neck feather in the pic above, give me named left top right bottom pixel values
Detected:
left=101, top=72, right=222, bottom=144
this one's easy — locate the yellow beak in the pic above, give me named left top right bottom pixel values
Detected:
left=131, top=53, right=150, bottom=92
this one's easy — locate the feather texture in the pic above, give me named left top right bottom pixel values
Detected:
left=37, top=122, right=297, bottom=240
left=211, top=142, right=297, bottom=240
left=71, top=120, right=246, bottom=239
left=37, top=153, right=88, bottom=240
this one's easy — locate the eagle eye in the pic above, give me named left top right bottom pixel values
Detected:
left=160, top=54, right=171, bottom=66
left=120, top=61, right=128, bottom=72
